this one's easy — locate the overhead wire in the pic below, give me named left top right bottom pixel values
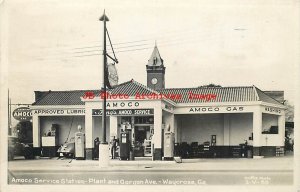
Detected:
left=34, top=32, right=220, bottom=60
left=32, top=25, right=229, bottom=61
left=76, top=31, right=220, bottom=56
left=71, top=39, right=151, bottom=50
left=21, top=13, right=216, bottom=56
left=72, top=33, right=220, bottom=58
left=54, top=24, right=215, bottom=53
left=71, top=29, right=219, bottom=56
left=72, top=43, right=149, bottom=54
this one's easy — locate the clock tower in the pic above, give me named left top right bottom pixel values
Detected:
left=146, top=45, right=166, bottom=90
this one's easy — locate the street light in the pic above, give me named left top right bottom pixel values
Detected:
left=98, top=10, right=109, bottom=167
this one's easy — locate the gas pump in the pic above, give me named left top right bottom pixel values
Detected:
left=119, top=130, right=130, bottom=160
left=164, top=124, right=175, bottom=160
left=75, top=125, right=85, bottom=160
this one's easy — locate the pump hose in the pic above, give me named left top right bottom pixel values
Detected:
left=65, top=116, right=75, bottom=143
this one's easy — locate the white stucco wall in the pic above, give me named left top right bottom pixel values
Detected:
left=84, top=99, right=161, bottom=148
left=40, top=116, right=85, bottom=146
left=178, top=114, right=224, bottom=145
left=177, top=113, right=252, bottom=146
left=261, top=113, right=283, bottom=146
left=227, top=113, right=253, bottom=145
left=93, top=116, right=110, bottom=143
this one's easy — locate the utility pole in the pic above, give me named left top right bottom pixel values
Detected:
left=101, top=10, right=108, bottom=144
left=8, top=89, right=11, bottom=135
left=99, top=10, right=109, bottom=167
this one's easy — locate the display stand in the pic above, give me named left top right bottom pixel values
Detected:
left=144, top=140, right=152, bottom=157
left=41, top=137, right=58, bottom=157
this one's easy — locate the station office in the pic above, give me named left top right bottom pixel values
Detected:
left=30, top=46, right=286, bottom=160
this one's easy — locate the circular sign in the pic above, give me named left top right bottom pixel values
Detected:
left=107, top=63, right=119, bottom=88
left=12, top=107, right=32, bottom=121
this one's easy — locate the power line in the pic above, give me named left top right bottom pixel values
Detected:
left=59, top=26, right=215, bottom=52
left=69, top=30, right=218, bottom=56
left=72, top=43, right=150, bottom=54
left=28, top=26, right=222, bottom=62
left=34, top=32, right=220, bottom=61
left=73, top=46, right=154, bottom=57
left=33, top=27, right=224, bottom=61
left=17, top=14, right=222, bottom=57
left=111, top=46, right=154, bottom=54
left=43, top=13, right=213, bottom=51
left=72, top=34, right=220, bottom=58
left=71, top=39, right=151, bottom=50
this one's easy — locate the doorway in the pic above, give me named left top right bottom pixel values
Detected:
left=134, top=126, right=150, bottom=157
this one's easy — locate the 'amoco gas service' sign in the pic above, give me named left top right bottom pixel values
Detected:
left=12, top=107, right=32, bottom=121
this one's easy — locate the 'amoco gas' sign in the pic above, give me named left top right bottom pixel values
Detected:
left=12, top=107, right=32, bottom=121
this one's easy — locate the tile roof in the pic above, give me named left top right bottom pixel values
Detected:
left=263, top=91, right=284, bottom=103
left=158, top=87, right=257, bottom=103
left=32, top=90, right=100, bottom=106
left=108, top=80, right=157, bottom=96
left=158, top=86, right=282, bottom=105
left=32, top=79, right=283, bottom=106
left=32, top=79, right=154, bottom=106
left=254, top=87, right=283, bottom=105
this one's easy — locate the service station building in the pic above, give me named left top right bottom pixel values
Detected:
left=30, top=46, right=286, bottom=160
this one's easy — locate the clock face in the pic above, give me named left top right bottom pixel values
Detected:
left=151, top=78, right=158, bottom=85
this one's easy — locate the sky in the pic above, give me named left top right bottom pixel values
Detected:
left=2, top=0, right=299, bottom=108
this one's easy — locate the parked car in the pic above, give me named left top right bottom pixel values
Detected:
left=8, top=136, right=34, bottom=160
left=57, top=137, right=75, bottom=158
left=8, top=136, right=16, bottom=161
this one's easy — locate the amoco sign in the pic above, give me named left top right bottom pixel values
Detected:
left=12, top=107, right=32, bottom=121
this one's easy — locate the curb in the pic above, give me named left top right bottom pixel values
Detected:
left=8, top=168, right=293, bottom=173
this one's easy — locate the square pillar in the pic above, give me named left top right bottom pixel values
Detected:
left=110, top=116, right=118, bottom=137
left=85, top=108, right=93, bottom=159
left=278, top=114, right=285, bottom=146
left=32, top=115, right=40, bottom=148
left=32, top=115, right=41, bottom=156
left=109, top=116, right=118, bottom=148
left=174, top=115, right=178, bottom=143
left=170, top=114, right=175, bottom=133
left=253, top=107, right=262, bottom=158
left=153, top=106, right=162, bottom=160
left=223, top=114, right=230, bottom=145
left=177, top=116, right=182, bottom=143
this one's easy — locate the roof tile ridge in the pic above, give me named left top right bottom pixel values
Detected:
left=36, top=89, right=102, bottom=93
left=131, top=79, right=160, bottom=94
left=131, top=79, right=176, bottom=103
left=252, top=85, right=260, bottom=101
left=158, top=85, right=254, bottom=90
left=111, top=79, right=133, bottom=88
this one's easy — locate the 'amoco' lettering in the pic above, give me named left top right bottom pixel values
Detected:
left=189, top=106, right=244, bottom=113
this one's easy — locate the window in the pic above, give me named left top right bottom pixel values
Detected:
left=121, top=117, right=131, bottom=124
left=134, top=116, right=154, bottom=124
left=262, top=126, right=278, bottom=134
left=262, top=113, right=279, bottom=134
